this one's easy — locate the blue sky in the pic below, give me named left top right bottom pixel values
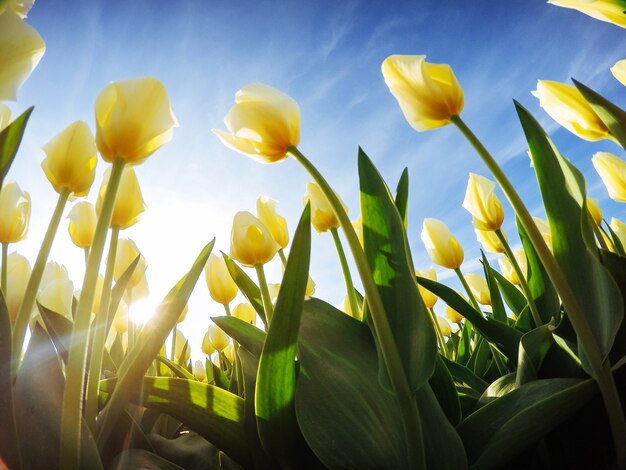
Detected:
left=8, top=0, right=626, bottom=355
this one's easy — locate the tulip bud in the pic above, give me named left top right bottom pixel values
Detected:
left=3, top=252, right=31, bottom=322
left=445, top=303, right=464, bottom=324
left=67, top=201, right=97, bottom=249
left=95, top=77, right=177, bottom=165
left=193, top=360, right=207, bottom=382
left=611, top=59, right=626, bottom=86
left=41, top=121, right=97, bottom=197
left=381, top=55, right=464, bottom=131
left=0, top=10, right=45, bottom=101
left=532, top=80, right=609, bottom=141
left=592, top=152, right=626, bottom=202
left=204, top=253, right=238, bottom=305
left=0, top=181, right=31, bottom=244
left=498, top=249, right=528, bottom=285
left=257, top=196, right=289, bottom=249
left=208, top=323, right=230, bottom=351
left=548, top=0, right=626, bottom=28
left=230, top=211, right=280, bottom=267
left=267, top=283, right=281, bottom=303
left=0, top=104, right=11, bottom=131
left=97, top=166, right=146, bottom=229
left=586, top=198, right=603, bottom=226
left=201, top=330, right=215, bottom=356
left=0, top=0, right=34, bottom=18
left=38, top=262, right=74, bottom=319
left=464, top=273, right=491, bottom=306
left=436, top=316, right=452, bottom=337
left=112, top=301, right=129, bottom=334
left=112, top=238, right=148, bottom=289
left=174, top=329, right=190, bottom=364
left=124, top=272, right=149, bottom=304
left=462, top=173, right=504, bottom=231
left=304, top=182, right=343, bottom=233
left=416, top=267, right=438, bottom=309
left=475, top=228, right=505, bottom=254
left=232, top=302, right=256, bottom=325
left=223, top=343, right=235, bottom=364
left=421, top=218, right=464, bottom=270
left=611, top=217, right=626, bottom=248
left=213, top=83, right=300, bottom=163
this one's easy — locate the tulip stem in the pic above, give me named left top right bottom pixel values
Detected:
left=330, top=228, right=360, bottom=319
left=60, top=158, right=125, bottom=469
left=84, top=247, right=90, bottom=266
left=12, top=187, right=70, bottom=367
left=255, top=264, right=274, bottom=323
left=1, top=242, right=7, bottom=296
left=495, top=229, right=542, bottom=327
left=428, top=307, right=450, bottom=359
left=223, top=302, right=231, bottom=316
left=278, top=248, right=288, bottom=266
left=454, top=268, right=481, bottom=313
left=452, top=115, right=626, bottom=466
left=288, top=146, right=426, bottom=469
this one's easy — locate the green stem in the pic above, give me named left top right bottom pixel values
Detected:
left=496, top=229, right=542, bottom=327
left=171, top=324, right=177, bottom=362
left=278, top=248, right=288, bottom=266
left=85, top=226, right=120, bottom=432
left=223, top=302, right=231, bottom=316
left=60, top=158, right=125, bottom=469
left=255, top=264, right=274, bottom=324
left=428, top=307, right=449, bottom=359
left=12, top=187, right=70, bottom=364
left=2, top=242, right=7, bottom=297
left=288, top=146, right=425, bottom=469
left=455, top=268, right=481, bottom=313
left=330, top=228, right=360, bottom=319
left=84, top=247, right=90, bottom=266
left=452, top=115, right=626, bottom=466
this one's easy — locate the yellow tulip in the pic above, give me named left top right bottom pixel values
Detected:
left=95, top=77, right=177, bottom=165
left=67, top=201, right=97, bottom=249
left=498, top=249, right=527, bottom=285
left=611, top=218, right=626, bottom=248
left=257, top=196, right=289, bottom=249
left=112, top=301, right=129, bottom=334
left=611, top=59, right=626, bottom=86
left=208, top=323, right=230, bottom=351
left=0, top=180, right=30, bottom=244
left=445, top=303, right=464, bottom=324
left=381, top=54, right=464, bottom=131
left=586, top=198, right=603, bottom=226
left=592, top=152, right=626, bottom=202
left=97, top=166, right=146, bottom=229
left=532, top=80, right=609, bottom=141
left=0, top=0, right=34, bottom=18
left=267, top=283, right=281, bottom=303
left=38, top=262, right=73, bottom=319
left=204, top=253, right=238, bottom=305
left=475, top=228, right=505, bottom=254
left=3, top=252, right=31, bottom=322
left=436, top=316, right=452, bottom=337
left=462, top=173, right=504, bottom=231
left=112, top=238, right=148, bottom=289
left=213, top=83, right=300, bottom=163
left=304, top=182, right=343, bottom=233
left=0, top=103, right=11, bottom=131
left=124, top=271, right=149, bottom=304
left=230, top=211, right=279, bottom=267
left=421, top=218, right=464, bottom=270
left=223, top=343, right=235, bottom=363
left=174, top=329, right=191, bottom=364
left=464, top=273, right=491, bottom=306
left=305, top=276, right=316, bottom=298
left=193, top=360, right=207, bottom=382
left=0, top=10, right=45, bottom=101
left=416, top=267, right=438, bottom=309
left=232, top=302, right=256, bottom=325
left=201, top=330, right=215, bottom=356
left=548, top=0, right=626, bottom=28
left=41, top=121, right=97, bottom=197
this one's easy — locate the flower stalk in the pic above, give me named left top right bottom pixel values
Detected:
left=330, top=227, right=359, bottom=319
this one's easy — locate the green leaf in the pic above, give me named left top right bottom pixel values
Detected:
left=38, top=302, right=73, bottom=363
left=156, top=355, right=195, bottom=380
left=480, top=252, right=507, bottom=323
left=394, top=167, right=410, bottom=229
left=147, top=431, right=228, bottom=470
left=440, top=355, right=489, bottom=394
left=359, top=148, right=437, bottom=391
left=100, top=377, right=250, bottom=468
left=516, top=102, right=624, bottom=373
left=515, top=324, right=554, bottom=387
left=105, top=254, right=141, bottom=335
left=223, top=254, right=266, bottom=328
left=491, top=269, right=527, bottom=316
left=598, top=249, right=626, bottom=362
left=212, top=315, right=266, bottom=358
left=428, top=355, right=462, bottom=426
left=255, top=204, right=318, bottom=468
left=0, top=292, right=20, bottom=470
left=110, top=449, right=184, bottom=470
left=0, top=107, right=33, bottom=189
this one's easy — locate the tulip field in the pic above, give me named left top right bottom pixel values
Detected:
left=2, top=1, right=626, bottom=469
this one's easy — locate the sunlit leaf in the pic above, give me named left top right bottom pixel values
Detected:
left=223, top=254, right=266, bottom=328
left=0, top=291, right=20, bottom=469
left=212, top=315, right=266, bottom=358
left=0, top=107, right=33, bottom=189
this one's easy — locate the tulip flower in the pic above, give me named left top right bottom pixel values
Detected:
left=112, top=301, right=129, bottom=334
left=421, top=218, right=464, bottom=270
left=95, top=77, right=177, bottom=165
left=586, top=198, right=603, bottom=226
left=112, top=238, right=148, bottom=289
left=532, top=80, right=609, bottom=141
left=232, top=302, right=256, bottom=325
left=381, top=54, right=464, bottom=131
left=193, top=360, right=207, bottom=382
left=230, top=211, right=279, bottom=267
left=304, top=182, right=343, bottom=233
left=0, top=180, right=31, bottom=244
left=445, top=303, right=464, bottom=324
left=3, top=253, right=31, bottom=322
left=38, top=262, right=74, bottom=319
left=0, top=104, right=11, bottom=131
left=548, top=0, right=626, bottom=28
left=436, top=316, right=452, bottom=337
left=498, top=249, right=528, bottom=285
left=204, top=253, right=238, bottom=305
left=593, top=152, right=626, bottom=202
left=611, top=218, right=626, bottom=248
left=208, top=323, right=230, bottom=351
left=212, top=83, right=300, bottom=163
left=223, top=343, right=235, bottom=363
left=464, top=273, right=491, bottom=306
left=67, top=201, right=97, bottom=249
left=174, top=329, right=190, bottom=364
left=0, top=10, right=45, bottom=101
left=41, top=121, right=98, bottom=197
left=124, top=271, right=149, bottom=304
left=463, top=173, right=504, bottom=231
left=97, top=166, right=146, bottom=229
left=0, top=0, right=34, bottom=17
left=475, top=228, right=506, bottom=254
left=416, top=267, right=438, bottom=309
left=201, top=330, right=215, bottom=356
left=612, top=59, right=626, bottom=86
left=267, top=283, right=281, bottom=302
left=257, top=196, right=289, bottom=249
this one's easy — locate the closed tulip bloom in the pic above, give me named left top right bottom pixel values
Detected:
left=611, top=59, right=626, bottom=86
left=213, top=83, right=300, bottom=163
left=204, top=254, right=238, bottom=305
left=549, top=0, right=626, bottom=28
left=532, top=80, right=609, bottom=141
left=593, top=152, right=626, bottom=202
left=223, top=343, right=235, bottom=363
left=381, top=54, right=464, bottom=131
left=611, top=218, right=626, bottom=248
left=67, top=201, right=97, bottom=249
left=463, top=174, right=504, bottom=231
left=586, top=198, right=603, bottom=226
left=230, top=211, right=280, bottom=267
left=465, top=273, right=491, bottom=306
left=0, top=181, right=31, bottom=244
left=174, top=329, right=190, bottom=364
left=124, top=271, right=149, bottom=304
left=0, top=11, right=45, bottom=101
left=4, top=253, right=31, bottom=322
left=193, top=360, right=207, bottom=382
left=232, top=302, right=256, bottom=325
left=0, top=104, right=11, bottom=131
left=112, top=301, right=129, bottom=334
left=97, top=166, right=146, bottom=229
left=112, top=238, right=148, bottom=289
left=475, top=228, right=506, bottom=254
left=421, top=218, right=464, bottom=270
left=445, top=304, right=464, bottom=324
left=0, top=0, right=34, bottom=18
left=41, top=121, right=97, bottom=196
left=201, top=330, right=215, bottom=356
left=498, top=249, right=528, bottom=285
left=416, top=267, right=438, bottom=309
left=257, top=196, right=289, bottom=248
left=436, top=316, right=452, bottom=337
left=304, top=182, right=343, bottom=233
left=208, top=323, right=230, bottom=351
left=38, top=262, right=73, bottom=319
left=95, top=77, right=177, bottom=165
left=267, top=283, right=281, bottom=303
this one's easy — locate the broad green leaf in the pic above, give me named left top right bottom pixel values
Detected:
left=428, top=354, right=462, bottom=426
left=457, top=320, right=472, bottom=365
left=147, top=431, right=232, bottom=470
left=394, top=167, right=410, bottom=229
left=491, top=269, right=527, bottom=316
left=0, top=292, right=20, bottom=470
left=516, top=102, right=624, bottom=374
left=359, top=148, right=437, bottom=391
left=223, top=254, right=266, bottom=328
left=0, top=107, right=33, bottom=189
left=110, top=449, right=184, bottom=470
left=480, top=252, right=507, bottom=322
left=156, top=355, right=195, bottom=380
left=38, top=302, right=73, bottom=363
left=598, top=249, right=626, bottom=362
left=255, top=204, right=319, bottom=467
left=100, top=377, right=250, bottom=467
left=212, top=315, right=266, bottom=358
left=440, top=355, right=489, bottom=394
left=515, top=324, right=554, bottom=387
